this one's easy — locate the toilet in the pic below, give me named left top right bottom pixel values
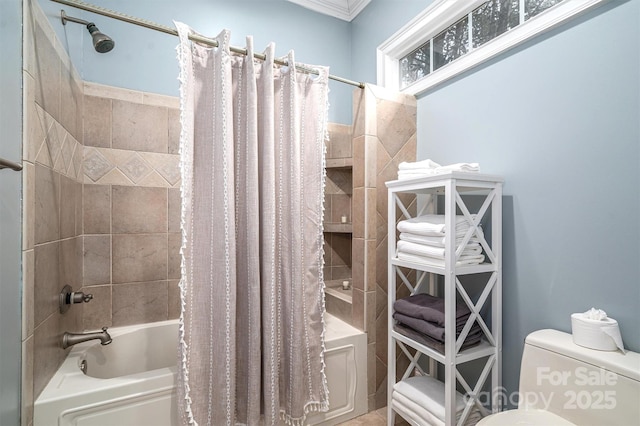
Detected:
left=478, top=329, right=640, bottom=425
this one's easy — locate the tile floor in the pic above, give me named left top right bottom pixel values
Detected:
left=337, top=407, right=410, bottom=425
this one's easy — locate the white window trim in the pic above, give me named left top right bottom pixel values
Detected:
left=377, top=0, right=611, bottom=96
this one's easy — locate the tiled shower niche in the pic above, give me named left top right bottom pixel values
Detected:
left=324, top=123, right=354, bottom=324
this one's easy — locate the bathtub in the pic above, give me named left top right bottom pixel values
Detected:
left=34, top=314, right=367, bottom=426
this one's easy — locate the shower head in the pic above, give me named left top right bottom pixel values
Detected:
left=86, top=23, right=115, bottom=53
left=61, top=10, right=115, bottom=53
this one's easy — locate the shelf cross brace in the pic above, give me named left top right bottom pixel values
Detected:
left=397, top=341, right=427, bottom=379
left=455, top=273, right=498, bottom=351
left=455, top=189, right=497, bottom=264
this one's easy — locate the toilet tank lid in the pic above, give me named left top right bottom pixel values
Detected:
left=526, top=329, right=640, bottom=382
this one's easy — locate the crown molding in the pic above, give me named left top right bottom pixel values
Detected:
left=287, top=0, right=371, bottom=21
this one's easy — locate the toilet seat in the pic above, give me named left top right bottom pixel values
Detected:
left=477, top=409, right=576, bottom=425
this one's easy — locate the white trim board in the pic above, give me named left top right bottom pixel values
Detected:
left=287, top=0, right=371, bottom=21
left=377, top=0, right=611, bottom=96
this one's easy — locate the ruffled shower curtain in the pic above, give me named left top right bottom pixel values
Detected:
left=175, top=23, right=329, bottom=426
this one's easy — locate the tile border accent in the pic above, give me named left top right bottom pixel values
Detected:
left=83, top=146, right=180, bottom=188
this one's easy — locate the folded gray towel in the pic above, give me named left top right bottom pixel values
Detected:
left=394, top=293, right=471, bottom=327
left=393, top=312, right=480, bottom=341
left=394, top=324, right=482, bottom=354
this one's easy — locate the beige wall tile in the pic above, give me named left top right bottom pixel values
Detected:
left=367, top=291, right=377, bottom=344
left=353, top=135, right=364, bottom=188
left=352, top=238, right=364, bottom=292
left=83, top=184, right=111, bottom=234
left=83, top=95, right=111, bottom=148
left=143, top=92, right=179, bottom=108
left=168, top=232, right=181, bottom=280
left=84, top=81, right=143, bottom=103
left=329, top=124, right=352, bottom=159
left=81, top=285, right=112, bottom=330
left=21, top=335, right=34, bottom=426
left=168, top=108, right=181, bottom=155
left=112, top=234, right=168, bottom=283
left=23, top=72, right=46, bottom=163
left=325, top=293, right=352, bottom=324
left=83, top=235, right=111, bottom=286
left=331, top=233, right=351, bottom=267
left=168, top=279, right=181, bottom=320
left=23, top=162, right=35, bottom=250
left=34, top=164, right=60, bottom=244
left=33, top=241, right=59, bottom=328
left=59, top=175, right=78, bottom=239
left=375, top=299, right=387, bottom=362
left=367, top=342, right=376, bottom=397
left=112, top=186, right=167, bottom=234
left=112, top=100, right=169, bottom=153
left=365, top=188, right=377, bottom=240
left=352, top=87, right=365, bottom=139
left=112, top=280, right=168, bottom=326
left=365, top=239, right=377, bottom=292
left=352, top=188, right=364, bottom=239
left=22, top=250, right=35, bottom=340
left=33, top=312, right=63, bottom=399
left=331, top=266, right=351, bottom=280
left=60, top=237, right=82, bottom=289
left=352, top=288, right=364, bottom=331
left=330, top=194, right=351, bottom=224
left=364, top=135, right=378, bottom=189
left=168, top=188, right=181, bottom=232
left=376, top=100, right=416, bottom=159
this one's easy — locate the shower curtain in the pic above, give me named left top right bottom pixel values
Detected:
left=175, top=24, right=329, bottom=426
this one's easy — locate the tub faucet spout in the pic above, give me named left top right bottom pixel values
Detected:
left=62, top=327, right=112, bottom=349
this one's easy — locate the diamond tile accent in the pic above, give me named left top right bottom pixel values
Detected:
left=118, top=153, right=152, bottom=184
left=142, top=152, right=181, bottom=186
left=84, top=148, right=114, bottom=182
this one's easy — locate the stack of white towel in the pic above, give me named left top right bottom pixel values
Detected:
left=392, top=376, right=483, bottom=426
left=398, top=159, right=480, bottom=180
left=396, top=214, right=484, bottom=267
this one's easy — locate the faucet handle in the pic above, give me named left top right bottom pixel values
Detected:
left=102, top=327, right=108, bottom=332
left=83, top=293, right=94, bottom=303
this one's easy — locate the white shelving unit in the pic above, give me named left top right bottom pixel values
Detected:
left=386, top=172, right=503, bottom=426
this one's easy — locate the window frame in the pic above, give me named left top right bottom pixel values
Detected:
left=377, top=0, right=611, bottom=96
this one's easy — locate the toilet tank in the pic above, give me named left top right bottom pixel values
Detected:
left=518, top=329, right=640, bottom=426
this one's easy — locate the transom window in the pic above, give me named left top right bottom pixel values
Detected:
left=378, top=0, right=610, bottom=95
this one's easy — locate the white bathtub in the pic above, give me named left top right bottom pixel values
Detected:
left=34, top=314, right=367, bottom=426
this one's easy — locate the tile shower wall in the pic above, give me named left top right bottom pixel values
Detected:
left=352, top=84, right=417, bottom=411
left=81, top=82, right=182, bottom=330
left=22, top=1, right=84, bottom=424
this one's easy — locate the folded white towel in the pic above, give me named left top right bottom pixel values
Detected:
left=397, top=160, right=480, bottom=180
left=399, top=232, right=479, bottom=248
left=393, top=376, right=482, bottom=424
left=397, top=240, right=482, bottom=258
left=392, top=392, right=482, bottom=426
left=397, top=251, right=485, bottom=267
left=397, top=214, right=475, bottom=236
left=436, top=162, right=480, bottom=173
left=398, top=159, right=441, bottom=171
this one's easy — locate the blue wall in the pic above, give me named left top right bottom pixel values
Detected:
left=40, top=0, right=353, bottom=123
left=352, top=0, right=640, bottom=402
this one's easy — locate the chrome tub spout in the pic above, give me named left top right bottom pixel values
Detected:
left=62, top=327, right=112, bottom=349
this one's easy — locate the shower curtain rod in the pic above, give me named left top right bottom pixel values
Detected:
left=50, top=0, right=365, bottom=89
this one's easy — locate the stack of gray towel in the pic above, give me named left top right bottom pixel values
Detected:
left=393, top=293, right=482, bottom=353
